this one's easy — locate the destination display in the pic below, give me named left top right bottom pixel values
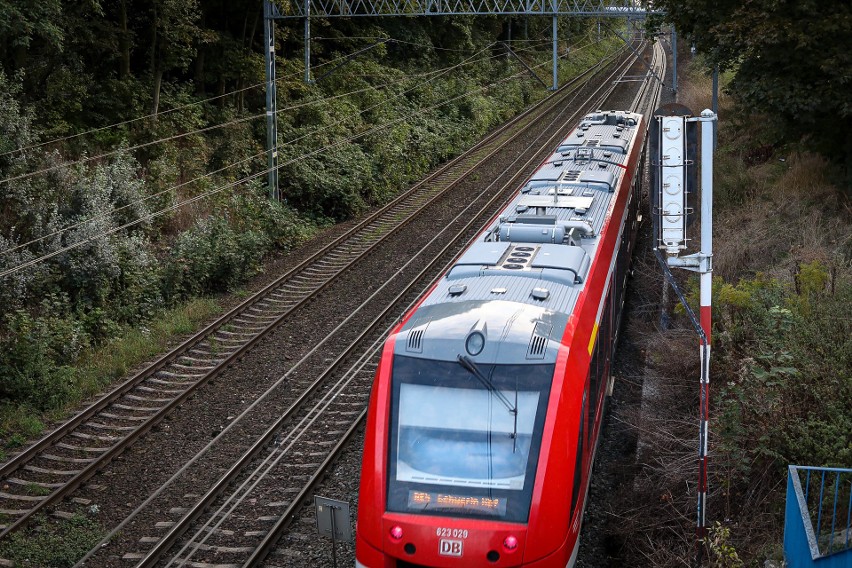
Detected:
left=407, top=491, right=507, bottom=516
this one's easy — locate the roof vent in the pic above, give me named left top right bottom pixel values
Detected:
left=448, top=284, right=467, bottom=297
left=531, top=288, right=550, bottom=301
left=407, top=328, right=425, bottom=352
left=526, top=322, right=552, bottom=359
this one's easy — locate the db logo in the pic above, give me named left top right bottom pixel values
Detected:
left=439, top=538, right=463, bottom=557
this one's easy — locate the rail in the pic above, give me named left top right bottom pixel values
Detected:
left=65, top=45, right=646, bottom=568
left=785, top=465, right=852, bottom=568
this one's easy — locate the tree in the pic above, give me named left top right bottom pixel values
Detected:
left=0, top=0, right=63, bottom=72
left=146, top=0, right=204, bottom=121
left=648, top=0, right=852, bottom=175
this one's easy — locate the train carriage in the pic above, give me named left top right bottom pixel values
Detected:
left=356, top=109, right=647, bottom=568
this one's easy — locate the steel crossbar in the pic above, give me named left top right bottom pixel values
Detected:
left=267, top=0, right=653, bottom=18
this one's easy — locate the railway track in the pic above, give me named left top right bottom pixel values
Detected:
left=0, top=40, right=668, bottom=568
left=60, top=44, right=655, bottom=568
left=0, top=43, right=637, bottom=548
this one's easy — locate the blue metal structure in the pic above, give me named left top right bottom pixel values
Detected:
left=785, top=465, right=852, bottom=568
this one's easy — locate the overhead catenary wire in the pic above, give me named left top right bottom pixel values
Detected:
left=0, top=35, right=554, bottom=161
left=0, top=36, right=612, bottom=266
left=0, top=39, right=428, bottom=160
left=0, top=38, right=603, bottom=280
left=0, top=40, right=557, bottom=188
left=0, top=40, right=557, bottom=259
left=0, top=29, right=593, bottom=177
left=0, top=149, right=269, bottom=258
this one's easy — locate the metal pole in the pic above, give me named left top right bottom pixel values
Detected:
left=304, top=0, right=312, bottom=84
left=696, top=108, right=716, bottom=538
left=672, top=27, right=678, bottom=93
left=263, top=0, right=279, bottom=200
left=330, top=505, right=338, bottom=568
left=551, top=13, right=558, bottom=90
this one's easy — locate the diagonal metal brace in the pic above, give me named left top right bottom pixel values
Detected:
left=314, top=39, right=392, bottom=83
left=500, top=42, right=549, bottom=89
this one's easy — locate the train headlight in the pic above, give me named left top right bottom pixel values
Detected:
left=389, top=525, right=404, bottom=542
left=503, top=535, right=519, bottom=552
left=465, top=331, right=485, bottom=356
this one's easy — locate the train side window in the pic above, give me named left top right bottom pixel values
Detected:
left=570, top=392, right=586, bottom=517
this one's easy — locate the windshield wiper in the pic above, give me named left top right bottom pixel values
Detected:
left=457, top=354, right=518, bottom=451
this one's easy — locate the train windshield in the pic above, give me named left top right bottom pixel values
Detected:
left=387, top=355, right=553, bottom=522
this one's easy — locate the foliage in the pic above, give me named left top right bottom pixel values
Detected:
left=707, top=264, right=852, bottom=478
left=646, top=0, right=852, bottom=174
left=162, top=213, right=269, bottom=301
left=704, top=522, right=744, bottom=568
left=0, top=297, right=83, bottom=412
left=0, top=513, right=105, bottom=568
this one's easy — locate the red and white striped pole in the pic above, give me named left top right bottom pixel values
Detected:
left=657, top=107, right=717, bottom=538
left=696, top=109, right=716, bottom=537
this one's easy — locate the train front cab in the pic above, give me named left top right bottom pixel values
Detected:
left=356, top=337, right=593, bottom=568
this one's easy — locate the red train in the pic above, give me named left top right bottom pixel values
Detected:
left=356, top=110, right=647, bottom=567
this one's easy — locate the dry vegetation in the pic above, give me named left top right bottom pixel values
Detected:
left=604, top=56, right=851, bottom=567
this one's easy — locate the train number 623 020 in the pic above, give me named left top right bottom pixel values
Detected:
left=436, top=528, right=468, bottom=539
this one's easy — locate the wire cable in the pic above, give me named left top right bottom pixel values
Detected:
left=0, top=44, right=400, bottom=160
left=0, top=41, right=546, bottom=187
left=0, top=150, right=268, bottom=258
left=1, top=30, right=620, bottom=274
left=0, top=34, right=552, bottom=160
left=1, top=43, right=524, bottom=257
left=0, top=42, right=583, bottom=279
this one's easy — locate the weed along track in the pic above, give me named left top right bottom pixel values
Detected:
left=0, top=43, right=651, bottom=567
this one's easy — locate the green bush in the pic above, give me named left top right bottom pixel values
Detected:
left=162, top=214, right=270, bottom=301
left=714, top=273, right=852, bottom=483
left=0, top=299, right=83, bottom=412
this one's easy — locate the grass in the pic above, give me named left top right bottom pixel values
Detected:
left=0, top=297, right=221, bottom=450
left=26, top=482, right=52, bottom=496
left=0, top=514, right=105, bottom=568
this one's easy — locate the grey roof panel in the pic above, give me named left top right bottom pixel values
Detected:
left=399, top=110, right=642, bottom=365
left=454, top=242, right=511, bottom=266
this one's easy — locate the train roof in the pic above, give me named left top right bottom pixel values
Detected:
left=395, top=110, right=643, bottom=365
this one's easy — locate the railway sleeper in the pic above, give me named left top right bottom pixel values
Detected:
left=55, top=442, right=110, bottom=453
left=6, top=477, right=63, bottom=489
